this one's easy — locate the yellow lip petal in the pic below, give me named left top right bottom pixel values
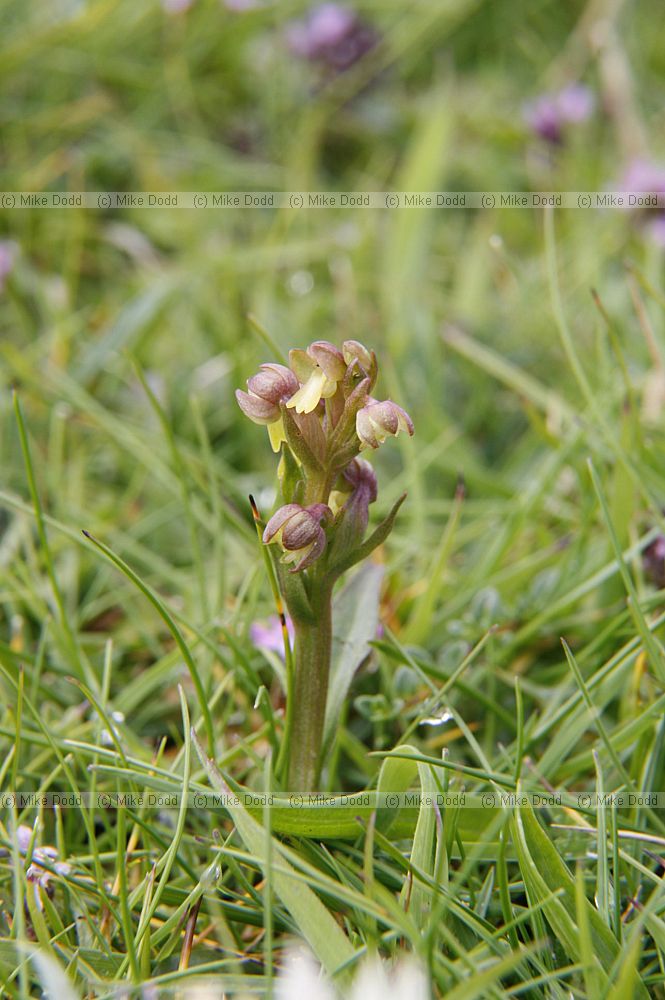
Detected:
left=319, top=375, right=338, bottom=399
left=267, top=416, right=287, bottom=452
left=281, top=540, right=314, bottom=564
left=369, top=416, right=389, bottom=444
left=286, top=369, right=327, bottom=414
left=328, top=490, right=347, bottom=515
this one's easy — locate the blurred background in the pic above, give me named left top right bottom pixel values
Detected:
left=1, top=0, right=665, bottom=744
left=3, top=9, right=665, bottom=995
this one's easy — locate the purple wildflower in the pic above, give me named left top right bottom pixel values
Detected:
left=523, top=83, right=594, bottom=144
left=286, top=4, right=377, bottom=73
left=621, top=159, right=665, bottom=194
left=647, top=215, right=665, bottom=248
left=555, top=84, right=594, bottom=123
left=16, top=825, right=33, bottom=854
left=162, top=0, right=194, bottom=12
left=619, top=159, right=665, bottom=246
left=0, top=241, right=17, bottom=292
left=644, top=535, right=665, bottom=588
left=9, top=824, right=71, bottom=909
left=251, top=614, right=295, bottom=658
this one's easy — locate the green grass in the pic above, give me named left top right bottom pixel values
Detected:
left=1, top=0, right=665, bottom=996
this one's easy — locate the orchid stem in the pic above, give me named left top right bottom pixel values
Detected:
left=287, top=580, right=333, bottom=792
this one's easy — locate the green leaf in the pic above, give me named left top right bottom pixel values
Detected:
left=438, top=942, right=539, bottom=1000
left=606, top=933, right=643, bottom=1000
left=575, top=863, right=604, bottom=1000
left=512, top=792, right=649, bottom=1000
left=278, top=441, right=304, bottom=505
left=400, top=760, right=439, bottom=929
left=192, top=731, right=356, bottom=985
left=81, top=530, right=215, bottom=754
left=323, top=563, right=384, bottom=752
left=330, top=494, right=406, bottom=576
left=375, top=744, right=419, bottom=835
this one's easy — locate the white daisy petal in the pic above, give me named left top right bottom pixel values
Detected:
left=276, top=946, right=337, bottom=1000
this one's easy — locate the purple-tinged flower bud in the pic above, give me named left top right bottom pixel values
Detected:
left=247, top=363, right=299, bottom=405
left=235, top=390, right=280, bottom=424
left=342, top=340, right=373, bottom=370
left=236, top=363, right=299, bottom=450
left=343, top=457, right=377, bottom=502
left=307, top=341, right=347, bottom=381
left=263, top=502, right=331, bottom=571
left=329, top=459, right=378, bottom=557
left=356, top=398, right=414, bottom=449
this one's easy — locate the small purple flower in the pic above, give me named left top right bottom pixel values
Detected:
left=523, top=83, right=594, bottom=144
left=619, top=159, right=665, bottom=246
left=16, top=825, right=33, bottom=854
left=555, top=84, right=594, bottom=123
left=162, top=0, right=194, bottom=12
left=250, top=614, right=295, bottom=658
left=9, top=824, right=71, bottom=909
left=621, top=159, right=665, bottom=194
left=644, top=534, right=665, bottom=588
left=647, top=215, right=665, bottom=248
left=286, top=4, right=377, bottom=73
left=0, top=240, right=17, bottom=292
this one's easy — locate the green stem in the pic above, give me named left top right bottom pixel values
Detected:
left=303, top=466, right=335, bottom=506
left=287, top=582, right=333, bottom=791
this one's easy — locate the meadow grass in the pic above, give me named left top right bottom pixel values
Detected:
left=1, top=0, right=665, bottom=996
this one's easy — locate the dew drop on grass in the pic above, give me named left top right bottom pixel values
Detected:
left=420, top=709, right=453, bottom=727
